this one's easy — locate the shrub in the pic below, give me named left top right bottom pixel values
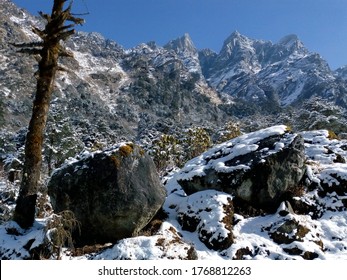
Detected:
left=150, top=134, right=182, bottom=173
left=44, top=210, right=80, bottom=259
left=183, top=127, right=212, bottom=160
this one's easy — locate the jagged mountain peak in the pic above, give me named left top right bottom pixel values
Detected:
left=210, top=31, right=264, bottom=78
left=163, top=33, right=203, bottom=75
left=73, top=31, right=124, bottom=49
left=219, top=31, right=307, bottom=60
left=277, top=34, right=307, bottom=53
left=164, top=33, right=197, bottom=55
left=199, top=30, right=346, bottom=110
left=76, top=31, right=107, bottom=42
left=334, top=65, right=347, bottom=81
left=221, top=30, right=255, bottom=51
left=224, top=30, right=246, bottom=41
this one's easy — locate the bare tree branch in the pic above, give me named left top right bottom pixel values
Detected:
left=32, top=26, right=45, bottom=39
left=38, top=11, right=51, bottom=22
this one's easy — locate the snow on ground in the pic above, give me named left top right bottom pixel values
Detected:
left=302, top=130, right=347, bottom=192
left=1, top=126, right=347, bottom=259
left=0, top=220, right=45, bottom=260
left=0, top=53, right=9, bottom=71
left=161, top=170, right=347, bottom=260
left=1, top=87, right=11, bottom=98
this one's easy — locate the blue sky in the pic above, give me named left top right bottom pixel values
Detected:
left=12, top=0, right=347, bottom=69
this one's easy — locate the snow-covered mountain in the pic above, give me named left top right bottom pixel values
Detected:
left=1, top=0, right=347, bottom=143
left=164, top=33, right=203, bottom=77
left=1, top=0, right=347, bottom=261
left=200, top=31, right=347, bottom=112
left=0, top=0, right=225, bottom=143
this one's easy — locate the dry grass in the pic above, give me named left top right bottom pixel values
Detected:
left=44, top=210, right=80, bottom=259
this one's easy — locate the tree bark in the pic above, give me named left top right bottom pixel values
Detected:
left=14, top=51, right=59, bottom=228
left=14, top=0, right=83, bottom=228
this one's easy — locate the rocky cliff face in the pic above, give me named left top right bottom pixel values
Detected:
left=0, top=0, right=225, bottom=143
left=164, top=33, right=202, bottom=76
left=200, top=31, right=347, bottom=113
left=1, top=0, right=347, bottom=261
left=1, top=0, right=347, bottom=160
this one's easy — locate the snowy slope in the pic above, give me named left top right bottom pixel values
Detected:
left=1, top=126, right=347, bottom=260
left=0, top=0, right=225, bottom=143
left=1, top=0, right=347, bottom=260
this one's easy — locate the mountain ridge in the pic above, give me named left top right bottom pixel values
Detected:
left=1, top=0, right=347, bottom=261
left=1, top=0, right=347, bottom=158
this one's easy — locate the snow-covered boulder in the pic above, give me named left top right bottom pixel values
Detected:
left=47, top=143, right=166, bottom=245
left=265, top=207, right=324, bottom=260
left=176, top=190, right=234, bottom=250
left=291, top=130, right=347, bottom=217
left=303, top=130, right=347, bottom=196
left=176, top=125, right=306, bottom=212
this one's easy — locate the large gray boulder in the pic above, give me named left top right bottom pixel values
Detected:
left=47, top=143, right=166, bottom=245
left=176, top=125, right=306, bottom=212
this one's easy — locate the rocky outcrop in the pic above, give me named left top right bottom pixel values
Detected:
left=164, top=33, right=203, bottom=77
left=292, top=130, right=347, bottom=217
left=176, top=190, right=234, bottom=250
left=3, top=157, right=22, bottom=182
left=176, top=125, right=306, bottom=212
left=47, top=143, right=166, bottom=245
left=264, top=204, right=324, bottom=260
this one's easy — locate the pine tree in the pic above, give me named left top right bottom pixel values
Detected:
left=44, top=113, right=84, bottom=175
left=13, top=0, right=83, bottom=228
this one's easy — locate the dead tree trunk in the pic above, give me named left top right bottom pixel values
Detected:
left=14, top=0, right=83, bottom=228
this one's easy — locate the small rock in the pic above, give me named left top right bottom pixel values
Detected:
left=176, top=190, right=234, bottom=250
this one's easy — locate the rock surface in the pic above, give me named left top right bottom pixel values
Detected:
left=47, top=143, right=166, bottom=245
left=176, top=190, right=234, bottom=250
left=176, top=125, right=306, bottom=212
left=292, top=130, right=347, bottom=217
left=265, top=211, right=323, bottom=260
